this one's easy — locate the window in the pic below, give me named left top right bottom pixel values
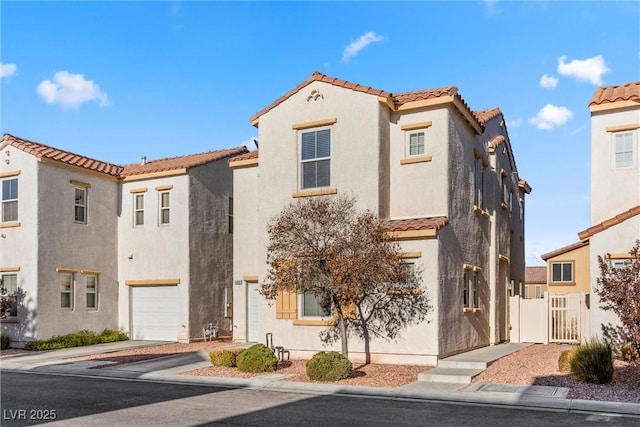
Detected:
left=535, top=285, right=542, bottom=299
left=463, top=268, right=481, bottom=309
left=134, top=194, right=144, bottom=226
left=473, top=157, right=485, bottom=211
left=2, top=178, right=18, bottom=222
left=1, top=274, right=18, bottom=318
left=551, top=262, right=573, bottom=283
left=523, top=285, right=530, bottom=299
left=159, top=191, right=170, bottom=225
left=614, top=132, right=634, bottom=168
left=60, top=273, right=74, bottom=309
left=301, top=129, right=330, bottom=189
left=613, top=260, right=632, bottom=269
left=472, top=274, right=479, bottom=308
left=86, top=275, right=98, bottom=310
left=300, top=292, right=331, bottom=318
left=228, top=196, right=233, bottom=234
left=407, top=132, right=425, bottom=156
left=463, top=272, right=470, bottom=308
left=74, top=187, right=87, bottom=224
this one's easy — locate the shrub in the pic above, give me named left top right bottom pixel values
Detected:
left=306, top=351, right=353, bottom=381
left=570, top=340, right=614, bottom=384
left=236, top=344, right=278, bottom=373
left=24, top=329, right=129, bottom=351
left=620, top=343, right=639, bottom=363
left=558, top=349, right=574, bottom=372
left=0, top=333, right=11, bottom=350
left=209, top=348, right=245, bottom=367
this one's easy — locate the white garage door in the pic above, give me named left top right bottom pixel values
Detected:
left=131, top=286, right=178, bottom=341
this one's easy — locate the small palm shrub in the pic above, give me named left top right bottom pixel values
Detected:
left=0, top=333, right=11, bottom=350
left=620, top=343, right=639, bottom=363
left=558, top=349, right=573, bottom=373
left=209, top=348, right=245, bottom=367
left=236, top=344, right=278, bottom=373
left=306, top=351, right=352, bottom=381
left=569, top=340, right=614, bottom=384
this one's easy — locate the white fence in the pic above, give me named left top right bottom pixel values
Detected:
left=509, top=292, right=589, bottom=344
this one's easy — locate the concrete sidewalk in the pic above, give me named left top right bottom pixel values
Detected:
left=1, top=341, right=638, bottom=418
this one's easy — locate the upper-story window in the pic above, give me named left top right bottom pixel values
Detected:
left=301, top=129, right=331, bottom=189
left=1, top=178, right=18, bottom=222
left=407, top=132, right=425, bottom=156
left=473, top=157, right=485, bottom=211
left=74, top=187, right=87, bottom=224
left=228, top=196, right=233, bottom=234
left=551, top=262, right=573, bottom=283
left=134, top=194, right=144, bottom=226
left=159, top=191, right=170, bottom=225
left=614, top=132, right=634, bottom=168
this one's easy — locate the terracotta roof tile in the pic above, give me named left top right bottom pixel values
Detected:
left=578, top=205, right=640, bottom=239
left=121, top=146, right=249, bottom=177
left=392, top=87, right=458, bottom=105
left=384, top=217, right=449, bottom=233
left=590, top=81, right=640, bottom=106
left=228, top=150, right=259, bottom=164
left=525, top=266, right=547, bottom=284
left=488, top=135, right=506, bottom=151
left=541, top=240, right=589, bottom=261
left=2, top=133, right=123, bottom=177
left=475, top=107, right=502, bottom=125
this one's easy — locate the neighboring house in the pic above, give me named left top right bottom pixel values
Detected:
left=523, top=266, right=546, bottom=299
left=230, top=71, right=530, bottom=365
left=540, top=240, right=590, bottom=296
left=0, top=134, right=247, bottom=345
left=581, top=81, right=640, bottom=337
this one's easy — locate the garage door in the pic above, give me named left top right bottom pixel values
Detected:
left=131, top=286, right=178, bottom=341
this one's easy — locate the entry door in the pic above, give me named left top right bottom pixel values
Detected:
left=247, top=282, right=260, bottom=342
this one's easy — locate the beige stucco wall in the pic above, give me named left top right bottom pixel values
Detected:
left=545, top=243, right=590, bottom=295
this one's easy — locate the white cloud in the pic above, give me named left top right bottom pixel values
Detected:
left=557, top=55, right=610, bottom=85
left=36, top=71, right=110, bottom=108
left=341, top=31, right=384, bottom=64
left=539, top=74, right=558, bottom=89
left=0, top=63, right=17, bottom=78
left=484, top=0, right=501, bottom=16
left=508, top=117, right=523, bottom=128
left=528, top=104, right=573, bottom=130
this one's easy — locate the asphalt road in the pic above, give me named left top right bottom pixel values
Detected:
left=1, top=372, right=636, bottom=426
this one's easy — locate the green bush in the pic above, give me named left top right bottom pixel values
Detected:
left=620, top=343, right=639, bottom=363
left=306, top=351, right=353, bottom=381
left=209, top=348, right=245, bottom=367
left=24, top=329, right=129, bottom=351
left=0, top=333, right=11, bottom=350
left=558, top=349, right=574, bottom=372
left=570, top=340, right=614, bottom=384
left=236, top=343, right=278, bottom=373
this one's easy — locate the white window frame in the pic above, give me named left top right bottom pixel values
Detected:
left=159, top=191, right=170, bottom=225
left=74, top=187, right=87, bottom=224
left=300, top=128, right=331, bottom=190
left=613, top=131, right=635, bottom=169
left=523, top=285, right=530, bottom=299
left=60, top=273, right=74, bottom=309
left=1, top=274, right=18, bottom=318
left=2, top=178, right=18, bottom=223
left=535, top=285, right=542, bottom=299
left=86, top=275, right=98, bottom=310
left=406, top=131, right=426, bottom=157
left=298, top=291, right=331, bottom=319
left=551, top=261, right=573, bottom=283
left=134, top=194, right=144, bottom=227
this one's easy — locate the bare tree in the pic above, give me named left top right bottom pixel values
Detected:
left=595, top=240, right=640, bottom=356
left=261, top=195, right=431, bottom=360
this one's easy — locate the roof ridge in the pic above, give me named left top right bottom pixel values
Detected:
left=121, top=145, right=247, bottom=167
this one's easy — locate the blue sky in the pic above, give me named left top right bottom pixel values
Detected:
left=1, top=1, right=639, bottom=266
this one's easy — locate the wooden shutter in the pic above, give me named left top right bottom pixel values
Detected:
left=276, top=290, right=297, bottom=319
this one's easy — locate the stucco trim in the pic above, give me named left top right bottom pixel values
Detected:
left=70, top=180, right=91, bottom=188
left=242, top=275, right=259, bottom=282
left=400, top=156, right=432, bottom=165
left=400, top=121, right=433, bottom=131
left=0, top=221, right=20, bottom=228
left=155, top=185, right=174, bottom=191
left=292, top=187, right=338, bottom=198
left=129, top=187, right=148, bottom=193
left=590, top=100, right=640, bottom=113
left=399, top=252, right=422, bottom=259
left=388, top=229, right=437, bottom=240
left=605, top=252, right=633, bottom=260
left=229, top=158, right=259, bottom=168
left=606, top=123, right=640, bottom=133
left=80, top=269, right=102, bottom=275
left=453, top=97, right=484, bottom=134
left=473, top=205, right=490, bottom=217
left=0, top=266, right=20, bottom=272
left=0, top=170, right=20, bottom=178
left=56, top=268, right=79, bottom=274
left=500, top=202, right=508, bottom=210
left=499, top=254, right=510, bottom=263
left=120, top=169, right=187, bottom=182
left=125, top=279, right=180, bottom=286
left=395, top=95, right=453, bottom=112
left=291, top=118, right=337, bottom=130
left=292, top=319, right=336, bottom=326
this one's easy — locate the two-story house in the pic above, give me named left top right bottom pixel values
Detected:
left=0, top=133, right=247, bottom=345
left=230, top=72, right=530, bottom=365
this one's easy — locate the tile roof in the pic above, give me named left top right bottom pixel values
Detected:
left=2, top=133, right=123, bottom=177
left=578, top=205, right=640, bottom=240
left=488, top=135, right=506, bottom=151
left=541, top=240, right=589, bottom=261
left=590, top=81, right=640, bottom=106
left=228, top=150, right=258, bottom=163
left=121, top=146, right=249, bottom=177
left=384, top=217, right=449, bottom=233
left=250, top=71, right=484, bottom=133
left=475, top=107, right=502, bottom=125
left=525, top=266, right=547, bottom=284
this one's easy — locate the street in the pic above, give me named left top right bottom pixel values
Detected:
left=1, top=372, right=636, bottom=426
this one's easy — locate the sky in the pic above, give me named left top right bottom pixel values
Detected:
left=1, top=1, right=639, bottom=266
